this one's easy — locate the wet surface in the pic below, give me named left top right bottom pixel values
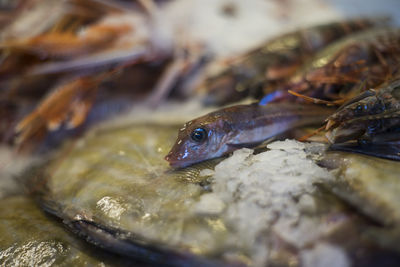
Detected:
left=0, top=196, right=151, bottom=266
left=6, top=122, right=395, bottom=266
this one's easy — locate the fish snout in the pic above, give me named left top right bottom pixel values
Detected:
left=165, top=151, right=181, bottom=167
left=165, top=149, right=192, bottom=168
left=164, top=151, right=175, bottom=163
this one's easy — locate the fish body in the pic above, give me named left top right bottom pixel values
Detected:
left=166, top=103, right=333, bottom=168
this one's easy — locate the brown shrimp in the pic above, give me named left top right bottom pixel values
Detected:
left=202, top=17, right=390, bottom=106
left=283, top=27, right=400, bottom=106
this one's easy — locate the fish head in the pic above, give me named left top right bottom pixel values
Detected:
left=165, top=113, right=233, bottom=168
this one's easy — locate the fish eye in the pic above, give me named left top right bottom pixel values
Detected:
left=190, top=128, right=207, bottom=143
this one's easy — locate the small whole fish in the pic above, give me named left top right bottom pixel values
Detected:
left=165, top=103, right=334, bottom=168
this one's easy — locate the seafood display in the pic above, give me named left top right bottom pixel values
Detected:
left=22, top=121, right=400, bottom=266
left=2, top=0, right=400, bottom=266
left=166, top=103, right=334, bottom=167
left=168, top=26, right=400, bottom=167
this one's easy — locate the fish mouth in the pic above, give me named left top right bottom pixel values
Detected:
left=165, top=154, right=198, bottom=169
left=165, top=154, right=185, bottom=168
left=166, top=159, right=192, bottom=169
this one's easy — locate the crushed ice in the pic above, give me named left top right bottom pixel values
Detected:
left=195, top=139, right=348, bottom=266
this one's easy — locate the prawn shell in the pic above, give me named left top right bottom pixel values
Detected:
left=204, top=17, right=390, bottom=106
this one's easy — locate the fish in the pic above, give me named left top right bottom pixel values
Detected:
left=165, top=103, right=334, bottom=168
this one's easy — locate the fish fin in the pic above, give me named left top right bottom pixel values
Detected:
left=259, top=91, right=286, bottom=105
left=329, top=142, right=400, bottom=161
